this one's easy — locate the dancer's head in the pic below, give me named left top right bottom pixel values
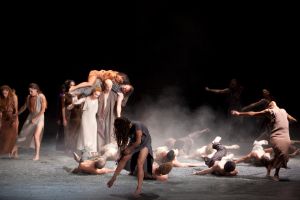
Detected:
left=260, top=153, right=271, bottom=167
left=94, top=156, right=106, bottom=169
left=155, top=162, right=173, bottom=175
left=224, top=161, right=236, bottom=173
left=114, top=117, right=132, bottom=149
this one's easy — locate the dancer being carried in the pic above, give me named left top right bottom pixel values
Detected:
left=69, top=69, right=128, bottom=93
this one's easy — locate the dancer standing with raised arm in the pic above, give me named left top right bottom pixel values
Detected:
left=232, top=101, right=297, bottom=181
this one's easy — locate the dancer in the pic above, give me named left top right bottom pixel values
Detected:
left=193, top=154, right=237, bottom=176
left=154, top=146, right=202, bottom=167
left=73, top=87, right=101, bottom=152
left=164, top=128, right=210, bottom=156
left=188, top=137, right=240, bottom=161
left=0, top=85, right=18, bottom=158
left=232, top=101, right=297, bottom=181
left=107, top=117, right=154, bottom=197
left=69, top=69, right=129, bottom=93
left=71, top=148, right=115, bottom=175
left=205, top=78, right=243, bottom=115
left=234, top=140, right=272, bottom=166
left=13, top=83, right=47, bottom=161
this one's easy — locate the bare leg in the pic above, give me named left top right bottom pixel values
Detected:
left=33, top=122, right=44, bottom=161
left=116, top=93, right=123, bottom=117
left=107, top=154, right=131, bottom=188
left=272, top=168, right=280, bottom=181
left=134, top=147, right=149, bottom=197
left=69, top=75, right=97, bottom=92
left=264, top=148, right=273, bottom=154
left=266, top=163, right=272, bottom=177
left=188, top=128, right=210, bottom=140
left=173, top=159, right=202, bottom=167
left=10, top=145, right=18, bottom=159
left=234, top=153, right=252, bottom=164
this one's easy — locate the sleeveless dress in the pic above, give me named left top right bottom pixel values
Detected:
left=124, top=121, right=154, bottom=176
left=17, top=94, right=44, bottom=148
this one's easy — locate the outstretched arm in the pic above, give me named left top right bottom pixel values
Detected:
left=224, top=169, right=238, bottom=176
left=205, top=87, right=230, bottom=94
left=193, top=166, right=215, bottom=175
left=188, top=128, right=210, bottom=139
left=18, top=96, right=28, bottom=115
left=241, top=99, right=265, bottom=111
left=231, top=109, right=269, bottom=118
left=287, top=114, right=297, bottom=123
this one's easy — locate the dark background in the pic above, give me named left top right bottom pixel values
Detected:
left=1, top=3, right=299, bottom=138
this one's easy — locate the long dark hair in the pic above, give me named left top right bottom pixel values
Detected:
left=0, top=85, right=17, bottom=112
left=114, top=117, right=131, bottom=149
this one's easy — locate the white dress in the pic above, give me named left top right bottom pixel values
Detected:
left=76, top=96, right=99, bottom=152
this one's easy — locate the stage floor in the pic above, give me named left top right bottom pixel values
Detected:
left=1, top=141, right=300, bottom=200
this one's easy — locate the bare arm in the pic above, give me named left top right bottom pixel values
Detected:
left=205, top=87, right=230, bottom=94
left=193, top=166, right=215, bottom=175
left=60, top=95, right=67, bottom=126
left=287, top=114, right=297, bottom=123
left=72, top=97, right=86, bottom=105
left=224, top=169, right=238, bottom=176
left=123, top=130, right=142, bottom=155
left=231, top=109, right=270, bottom=118
left=188, top=128, right=210, bottom=139
left=241, top=99, right=265, bottom=111
left=95, top=168, right=115, bottom=175
left=18, top=96, right=28, bottom=115
left=13, top=95, right=18, bottom=120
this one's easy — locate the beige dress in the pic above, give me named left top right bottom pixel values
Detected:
left=76, top=96, right=98, bottom=152
left=17, top=94, right=44, bottom=148
left=268, top=107, right=291, bottom=169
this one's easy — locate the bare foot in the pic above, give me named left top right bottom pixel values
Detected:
left=107, top=177, right=116, bottom=188
left=11, top=154, right=18, bottom=159
left=271, top=175, right=280, bottom=181
left=10, top=148, right=18, bottom=159
left=133, top=187, right=142, bottom=198
left=33, top=156, right=39, bottom=161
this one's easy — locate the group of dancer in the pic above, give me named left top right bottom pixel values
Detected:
left=1, top=73, right=299, bottom=197
left=0, top=83, right=47, bottom=160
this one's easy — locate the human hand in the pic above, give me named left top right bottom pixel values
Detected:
left=231, top=110, right=239, bottom=116
left=107, top=176, right=116, bottom=188
left=123, top=148, right=131, bottom=155
left=31, top=118, right=37, bottom=124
